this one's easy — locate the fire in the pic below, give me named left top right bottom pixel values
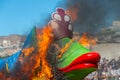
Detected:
left=90, top=37, right=96, bottom=45
left=35, top=26, right=54, bottom=80
left=22, top=47, right=34, bottom=57
left=58, top=39, right=73, bottom=59
left=8, top=26, right=54, bottom=80
left=79, top=32, right=96, bottom=48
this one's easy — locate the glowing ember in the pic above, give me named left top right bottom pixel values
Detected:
left=35, top=26, right=54, bottom=80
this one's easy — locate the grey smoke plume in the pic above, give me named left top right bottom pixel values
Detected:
left=56, top=0, right=120, bottom=34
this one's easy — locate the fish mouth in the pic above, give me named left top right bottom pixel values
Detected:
left=58, top=52, right=100, bottom=73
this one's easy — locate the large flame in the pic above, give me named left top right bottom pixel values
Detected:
left=4, top=26, right=54, bottom=80
left=79, top=32, right=96, bottom=48
left=34, top=26, right=54, bottom=80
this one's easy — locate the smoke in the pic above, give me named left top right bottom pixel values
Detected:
left=56, top=0, right=120, bottom=34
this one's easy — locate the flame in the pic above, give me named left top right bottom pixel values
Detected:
left=22, top=47, right=34, bottom=57
left=0, top=20, right=56, bottom=80
left=90, top=37, right=96, bottom=45
left=79, top=32, right=90, bottom=48
left=2, top=26, right=54, bottom=80
left=66, top=6, right=79, bottom=22
left=79, top=32, right=96, bottom=48
left=34, top=26, right=54, bottom=80
left=58, top=39, right=73, bottom=59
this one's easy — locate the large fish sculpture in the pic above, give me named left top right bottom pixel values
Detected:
left=0, top=8, right=100, bottom=80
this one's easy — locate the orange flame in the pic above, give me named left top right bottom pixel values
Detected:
left=35, top=26, right=54, bottom=80
left=15, top=26, right=54, bottom=80
left=79, top=32, right=90, bottom=48
left=0, top=27, right=54, bottom=80
left=90, top=37, right=96, bottom=45
left=58, top=39, right=73, bottom=59
left=22, top=47, right=34, bottom=57
left=79, top=32, right=96, bottom=48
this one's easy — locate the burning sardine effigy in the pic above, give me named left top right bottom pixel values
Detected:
left=0, top=8, right=100, bottom=80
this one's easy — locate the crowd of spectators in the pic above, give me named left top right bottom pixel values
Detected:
left=85, top=57, right=120, bottom=80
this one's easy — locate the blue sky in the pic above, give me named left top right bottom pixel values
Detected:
left=0, top=0, right=62, bottom=36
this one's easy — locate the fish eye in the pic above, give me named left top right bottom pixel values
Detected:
left=53, top=13, right=62, bottom=21
left=64, top=15, right=71, bottom=22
